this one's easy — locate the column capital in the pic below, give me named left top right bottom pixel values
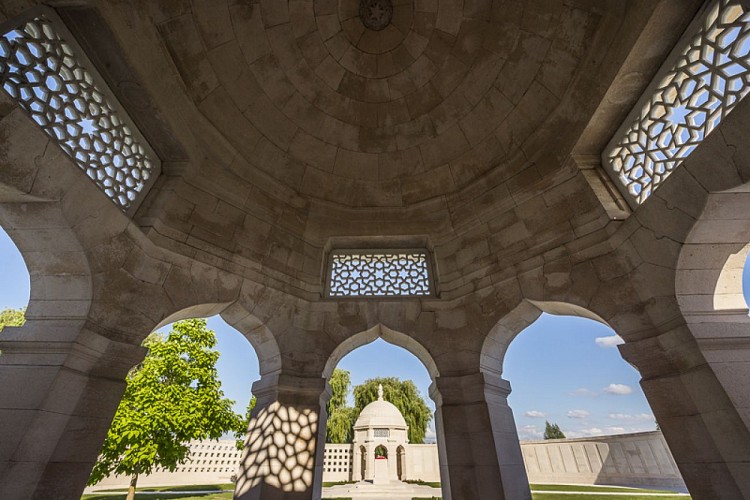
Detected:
left=432, top=372, right=511, bottom=405
left=251, top=372, right=327, bottom=406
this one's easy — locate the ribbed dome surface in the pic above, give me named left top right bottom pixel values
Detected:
left=354, top=386, right=408, bottom=429
left=355, top=398, right=408, bottom=428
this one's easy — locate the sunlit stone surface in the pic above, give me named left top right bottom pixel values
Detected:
left=1, top=1, right=750, bottom=499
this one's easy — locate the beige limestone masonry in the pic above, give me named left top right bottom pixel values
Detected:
left=0, top=1, right=749, bottom=499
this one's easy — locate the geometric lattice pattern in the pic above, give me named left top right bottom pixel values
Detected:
left=0, top=14, right=157, bottom=211
left=605, top=0, right=750, bottom=205
left=328, top=251, right=432, bottom=297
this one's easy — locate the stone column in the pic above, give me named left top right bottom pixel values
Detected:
left=364, top=442, right=375, bottom=481
left=620, top=326, right=750, bottom=499
left=235, top=373, right=326, bottom=500
left=433, top=372, right=531, bottom=500
left=0, top=321, right=144, bottom=500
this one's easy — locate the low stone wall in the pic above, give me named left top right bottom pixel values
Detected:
left=521, top=431, right=687, bottom=492
left=87, top=432, right=686, bottom=493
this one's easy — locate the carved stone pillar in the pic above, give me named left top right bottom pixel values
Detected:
left=235, top=373, right=326, bottom=500
left=0, top=321, right=144, bottom=500
left=433, top=372, right=531, bottom=500
left=620, top=326, right=750, bottom=499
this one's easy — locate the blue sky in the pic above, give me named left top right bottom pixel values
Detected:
left=2, top=227, right=748, bottom=442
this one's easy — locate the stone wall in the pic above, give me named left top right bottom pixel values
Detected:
left=322, top=444, right=353, bottom=483
left=404, top=444, right=441, bottom=483
left=521, top=431, right=686, bottom=492
left=88, top=431, right=684, bottom=492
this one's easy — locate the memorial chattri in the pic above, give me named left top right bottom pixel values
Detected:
left=1, top=0, right=750, bottom=499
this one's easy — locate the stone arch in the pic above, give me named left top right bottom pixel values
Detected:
left=397, top=445, right=405, bottom=481
left=676, top=190, right=750, bottom=321
left=480, top=299, right=610, bottom=378
left=322, top=323, right=439, bottom=380
left=151, top=301, right=282, bottom=378
left=0, top=202, right=92, bottom=327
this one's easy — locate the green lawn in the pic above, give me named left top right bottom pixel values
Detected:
left=84, top=483, right=689, bottom=500
left=530, top=484, right=684, bottom=494
left=83, top=494, right=232, bottom=500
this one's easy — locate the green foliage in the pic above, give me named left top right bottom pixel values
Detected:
left=543, top=421, right=566, bottom=440
left=325, top=369, right=359, bottom=444
left=87, top=319, right=244, bottom=488
left=0, top=307, right=25, bottom=332
left=234, top=396, right=257, bottom=449
left=327, top=369, right=351, bottom=414
left=326, top=406, right=358, bottom=444
left=354, top=377, right=432, bottom=444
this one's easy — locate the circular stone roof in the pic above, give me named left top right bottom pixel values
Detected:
left=158, top=0, right=598, bottom=207
left=354, top=385, right=408, bottom=429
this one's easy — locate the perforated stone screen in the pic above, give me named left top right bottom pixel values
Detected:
left=0, top=8, right=159, bottom=212
left=326, top=250, right=433, bottom=298
left=374, top=428, right=390, bottom=438
left=604, top=0, right=750, bottom=206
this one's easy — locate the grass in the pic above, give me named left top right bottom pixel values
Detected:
left=532, top=496, right=686, bottom=500
left=83, top=484, right=235, bottom=500
left=530, top=484, right=684, bottom=494
left=82, top=494, right=232, bottom=500
left=83, top=483, right=689, bottom=500
left=405, top=479, right=441, bottom=488
left=322, top=481, right=356, bottom=487
left=94, top=484, right=234, bottom=493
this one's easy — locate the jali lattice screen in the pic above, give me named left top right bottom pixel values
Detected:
left=0, top=10, right=158, bottom=211
left=604, top=0, right=750, bottom=205
left=327, top=251, right=432, bottom=297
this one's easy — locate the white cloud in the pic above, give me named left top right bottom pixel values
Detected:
left=524, top=410, right=546, bottom=418
left=571, top=388, right=597, bottom=397
left=603, top=383, right=633, bottom=395
left=609, top=413, right=654, bottom=421
left=604, top=426, right=626, bottom=433
left=517, top=425, right=543, bottom=440
left=595, top=335, right=625, bottom=348
left=567, top=427, right=603, bottom=438
left=581, top=427, right=603, bottom=435
left=567, top=409, right=590, bottom=419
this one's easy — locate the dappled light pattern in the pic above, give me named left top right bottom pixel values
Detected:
left=235, top=402, right=317, bottom=494
left=606, top=0, right=750, bottom=204
left=328, top=251, right=431, bottom=297
left=0, top=12, right=157, bottom=210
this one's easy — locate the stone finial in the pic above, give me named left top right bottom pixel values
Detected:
left=378, top=383, right=383, bottom=400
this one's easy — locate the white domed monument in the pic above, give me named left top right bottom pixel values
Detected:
left=322, top=384, right=443, bottom=498
left=352, top=384, right=409, bottom=484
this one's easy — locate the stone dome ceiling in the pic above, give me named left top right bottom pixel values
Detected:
left=157, top=0, right=600, bottom=207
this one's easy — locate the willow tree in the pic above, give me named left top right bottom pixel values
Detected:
left=326, top=369, right=359, bottom=443
left=87, top=319, right=244, bottom=500
left=353, top=377, right=432, bottom=443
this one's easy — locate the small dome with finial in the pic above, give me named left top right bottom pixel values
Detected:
left=354, top=384, right=408, bottom=430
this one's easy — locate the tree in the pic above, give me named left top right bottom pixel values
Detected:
left=544, top=421, right=566, bottom=440
left=326, top=369, right=359, bottom=444
left=0, top=307, right=25, bottom=332
left=354, top=377, right=432, bottom=444
left=235, top=395, right=257, bottom=449
left=87, top=319, right=244, bottom=500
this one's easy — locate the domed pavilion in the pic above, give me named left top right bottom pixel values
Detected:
left=352, top=385, right=410, bottom=483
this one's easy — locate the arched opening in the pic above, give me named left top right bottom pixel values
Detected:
left=374, top=444, right=388, bottom=459
left=482, top=301, right=685, bottom=492
left=318, top=325, right=443, bottom=498
left=84, top=310, right=266, bottom=495
left=0, top=225, right=29, bottom=331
